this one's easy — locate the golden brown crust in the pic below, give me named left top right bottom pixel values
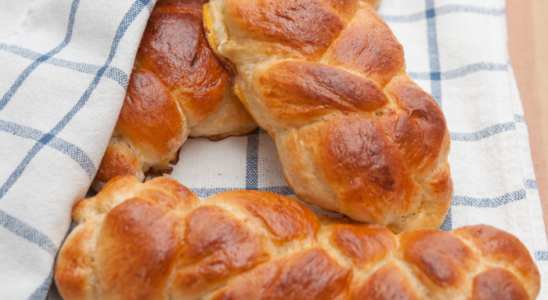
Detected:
left=350, top=262, right=420, bottom=300
left=472, top=268, right=530, bottom=300
left=91, top=144, right=143, bottom=191
left=453, top=225, right=539, bottom=278
left=170, top=205, right=268, bottom=298
left=212, top=248, right=351, bottom=300
left=136, top=176, right=201, bottom=211
left=313, top=115, right=420, bottom=223
left=209, top=190, right=320, bottom=242
left=74, top=176, right=142, bottom=225
left=206, top=0, right=452, bottom=231
left=224, top=0, right=346, bottom=59
left=92, top=67, right=188, bottom=191
left=95, top=197, right=180, bottom=299
left=323, top=5, right=404, bottom=87
left=116, top=69, right=186, bottom=161
left=92, top=0, right=257, bottom=191
left=136, top=8, right=230, bottom=126
left=153, top=0, right=209, bottom=13
left=257, top=61, right=388, bottom=126
left=364, top=0, right=381, bottom=9
left=56, top=177, right=540, bottom=300
left=330, top=224, right=397, bottom=268
left=453, top=225, right=541, bottom=299
left=382, top=77, right=448, bottom=172
left=398, top=230, right=478, bottom=292
left=322, top=0, right=359, bottom=20
left=54, top=218, right=99, bottom=300
left=189, top=89, right=258, bottom=139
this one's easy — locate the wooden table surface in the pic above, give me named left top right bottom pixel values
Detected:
left=507, top=0, right=548, bottom=236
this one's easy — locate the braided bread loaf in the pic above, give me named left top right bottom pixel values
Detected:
left=204, top=0, right=453, bottom=232
left=55, top=176, right=539, bottom=300
left=92, top=0, right=257, bottom=191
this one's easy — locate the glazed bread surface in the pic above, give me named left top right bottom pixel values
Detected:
left=363, top=0, right=381, bottom=8
left=55, top=176, right=539, bottom=300
left=92, top=0, right=257, bottom=191
left=205, top=0, right=453, bottom=231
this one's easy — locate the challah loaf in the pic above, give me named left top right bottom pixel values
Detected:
left=92, top=0, right=257, bottom=191
left=55, top=176, right=539, bottom=300
left=204, top=0, right=453, bottom=231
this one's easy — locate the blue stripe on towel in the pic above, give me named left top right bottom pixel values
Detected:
left=525, top=179, right=539, bottom=190
left=0, top=210, right=57, bottom=256
left=535, top=251, right=548, bottom=261
left=425, top=0, right=442, bottom=107
left=27, top=271, right=53, bottom=300
left=450, top=122, right=515, bottom=142
left=0, top=0, right=151, bottom=199
left=0, top=120, right=95, bottom=179
left=408, top=62, right=507, bottom=80
left=0, top=0, right=81, bottom=112
left=0, top=43, right=129, bottom=88
left=514, top=114, right=526, bottom=123
left=245, top=129, right=260, bottom=190
left=192, top=186, right=295, bottom=199
left=452, top=189, right=526, bottom=208
left=440, top=207, right=453, bottom=231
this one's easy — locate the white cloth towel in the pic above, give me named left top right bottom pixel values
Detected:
left=0, top=0, right=546, bottom=299
left=0, top=0, right=155, bottom=298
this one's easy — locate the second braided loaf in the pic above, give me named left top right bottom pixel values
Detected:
left=92, top=0, right=258, bottom=191
left=55, top=176, right=539, bottom=300
left=205, top=0, right=453, bottom=232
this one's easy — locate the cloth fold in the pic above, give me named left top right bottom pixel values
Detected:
left=0, top=0, right=546, bottom=299
left=0, top=0, right=155, bottom=298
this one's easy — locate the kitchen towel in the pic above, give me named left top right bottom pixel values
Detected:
left=0, top=0, right=155, bottom=298
left=0, top=0, right=546, bottom=299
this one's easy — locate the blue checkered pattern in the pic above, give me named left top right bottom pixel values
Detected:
left=0, top=0, right=155, bottom=298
